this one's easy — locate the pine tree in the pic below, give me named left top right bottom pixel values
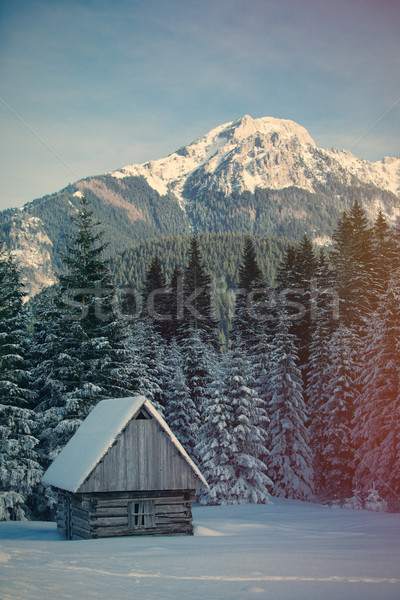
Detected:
left=321, top=323, right=358, bottom=502
left=35, top=196, right=138, bottom=469
left=142, top=256, right=170, bottom=339
left=182, top=327, right=215, bottom=449
left=276, top=236, right=318, bottom=370
left=197, top=340, right=272, bottom=505
left=0, top=253, right=42, bottom=520
left=225, top=340, right=272, bottom=503
left=196, top=358, right=236, bottom=504
left=306, top=250, right=338, bottom=497
left=267, top=307, right=314, bottom=501
left=183, top=237, right=215, bottom=342
left=372, top=211, right=399, bottom=300
left=163, top=339, right=197, bottom=456
left=353, top=270, right=400, bottom=510
left=331, top=201, right=375, bottom=330
left=232, top=237, right=270, bottom=352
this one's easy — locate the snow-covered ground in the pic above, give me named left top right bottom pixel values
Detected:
left=1, top=498, right=399, bottom=600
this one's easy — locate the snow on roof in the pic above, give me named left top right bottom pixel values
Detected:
left=42, top=396, right=207, bottom=493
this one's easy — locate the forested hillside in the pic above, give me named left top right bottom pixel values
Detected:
left=109, top=232, right=289, bottom=289
left=1, top=196, right=399, bottom=522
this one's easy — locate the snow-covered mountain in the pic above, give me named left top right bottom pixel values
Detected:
left=110, top=115, right=400, bottom=211
left=1, top=114, right=399, bottom=298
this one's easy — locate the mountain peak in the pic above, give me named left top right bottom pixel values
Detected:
left=225, top=115, right=317, bottom=147
left=110, top=115, right=400, bottom=204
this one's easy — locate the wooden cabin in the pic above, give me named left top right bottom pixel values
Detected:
left=42, top=396, right=208, bottom=540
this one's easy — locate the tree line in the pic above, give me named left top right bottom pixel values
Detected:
left=0, top=196, right=399, bottom=520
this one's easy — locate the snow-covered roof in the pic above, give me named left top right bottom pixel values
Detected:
left=42, top=396, right=207, bottom=493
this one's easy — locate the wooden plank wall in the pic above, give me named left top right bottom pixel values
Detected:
left=78, top=418, right=203, bottom=494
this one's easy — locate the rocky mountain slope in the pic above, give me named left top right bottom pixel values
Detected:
left=1, top=115, right=399, bottom=298
left=111, top=115, right=400, bottom=205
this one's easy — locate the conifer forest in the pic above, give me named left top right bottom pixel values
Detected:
left=1, top=195, right=399, bottom=521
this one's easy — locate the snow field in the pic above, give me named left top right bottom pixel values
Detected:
left=1, top=497, right=399, bottom=600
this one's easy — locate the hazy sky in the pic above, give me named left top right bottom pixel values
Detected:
left=0, top=0, right=399, bottom=211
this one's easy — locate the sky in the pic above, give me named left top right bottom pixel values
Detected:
left=0, top=0, right=399, bottom=211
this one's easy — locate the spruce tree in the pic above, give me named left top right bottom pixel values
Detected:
left=232, top=237, right=270, bottom=352
left=142, top=255, right=169, bottom=339
left=0, top=253, right=42, bottom=520
left=353, top=270, right=400, bottom=510
left=225, top=340, right=272, bottom=503
left=267, top=307, right=314, bottom=501
left=182, top=327, right=215, bottom=442
left=196, top=358, right=236, bottom=504
left=276, top=236, right=318, bottom=371
left=35, top=196, right=138, bottom=468
left=164, top=265, right=184, bottom=343
left=331, top=201, right=375, bottom=331
left=306, top=250, right=338, bottom=496
left=372, top=211, right=399, bottom=300
left=163, top=338, right=197, bottom=455
left=183, top=237, right=215, bottom=342
left=321, top=323, right=358, bottom=502
left=197, top=339, right=272, bottom=505
left=130, top=316, right=165, bottom=413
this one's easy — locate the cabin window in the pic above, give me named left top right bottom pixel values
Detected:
left=128, top=500, right=155, bottom=529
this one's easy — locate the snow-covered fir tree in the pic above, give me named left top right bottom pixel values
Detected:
left=331, top=201, right=375, bottom=331
left=321, top=323, right=358, bottom=502
left=181, top=327, right=215, bottom=458
left=197, top=339, right=272, bottom=505
left=34, top=196, right=138, bottom=471
left=0, top=253, right=42, bottom=520
left=353, top=270, right=400, bottom=510
left=306, top=251, right=338, bottom=497
left=130, top=316, right=165, bottom=413
left=364, top=485, right=388, bottom=512
left=267, top=307, right=314, bottom=501
left=162, top=338, right=198, bottom=456
left=196, top=356, right=236, bottom=505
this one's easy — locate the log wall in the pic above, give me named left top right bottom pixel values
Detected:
left=56, top=490, right=195, bottom=539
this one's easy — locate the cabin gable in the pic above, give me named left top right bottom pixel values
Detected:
left=77, top=414, right=203, bottom=493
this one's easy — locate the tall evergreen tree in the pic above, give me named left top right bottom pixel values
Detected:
left=163, top=338, right=197, bottom=455
left=353, top=270, right=400, bottom=510
left=164, top=265, right=184, bottom=343
left=198, top=339, right=272, bottom=505
left=267, top=307, right=314, bottom=501
left=232, top=237, right=270, bottom=352
left=182, top=327, right=215, bottom=449
left=306, top=250, right=338, bottom=496
left=276, top=235, right=318, bottom=370
left=372, top=211, right=399, bottom=300
left=35, top=196, right=137, bottom=468
left=0, top=253, right=42, bottom=520
left=142, top=256, right=170, bottom=339
left=183, top=237, right=215, bottom=341
left=321, top=323, right=358, bottom=502
left=331, top=201, right=375, bottom=330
